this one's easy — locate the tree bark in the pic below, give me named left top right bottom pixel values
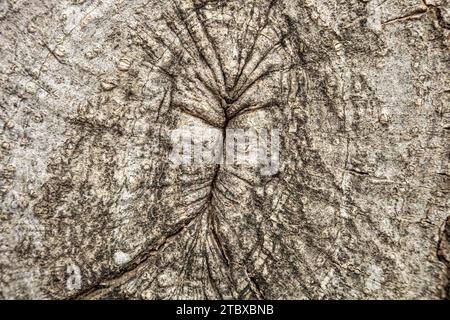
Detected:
left=0, top=0, right=449, bottom=299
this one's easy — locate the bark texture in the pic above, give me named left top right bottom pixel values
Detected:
left=0, top=0, right=449, bottom=299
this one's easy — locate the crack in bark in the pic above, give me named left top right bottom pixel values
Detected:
left=345, top=168, right=369, bottom=176
left=245, top=266, right=266, bottom=300
left=69, top=212, right=204, bottom=299
left=382, top=8, right=427, bottom=25
left=63, top=0, right=292, bottom=299
left=421, top=0, right=450, bottom=30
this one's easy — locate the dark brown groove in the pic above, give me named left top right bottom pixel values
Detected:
left=170, top=0, right=225, bottom=95
left=193, top=4, right=228, bottom=91
left=68, top=212, right=204, bottom=299
left=137, top=25, right=223, bottom=103
left=233, top=64, right=297, bottom=103
left=232, top=34, right=288, bottom=97
left=205, top=247, right=224, bottom=299
left=437, top=216, right=450, bottom=299
left=247, top=272, right=266, bottom=300
left=159, top=15, right=225, bottom=98
left=232, top=0, right=279, bottom=91
left=70, top=1, right=288, bottom=299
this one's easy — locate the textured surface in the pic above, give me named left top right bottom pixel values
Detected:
left=0, top=0, right=449, bottom=300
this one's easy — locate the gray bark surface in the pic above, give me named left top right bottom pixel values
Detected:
left=0, top=0, right=449, bottom=299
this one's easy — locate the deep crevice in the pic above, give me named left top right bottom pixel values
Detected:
left=69, top=212, right=203, bottom=299
left=69, top=0, right=288, bottom=299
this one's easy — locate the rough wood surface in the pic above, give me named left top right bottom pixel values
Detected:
left=0, top=0, right=449, bottom=299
